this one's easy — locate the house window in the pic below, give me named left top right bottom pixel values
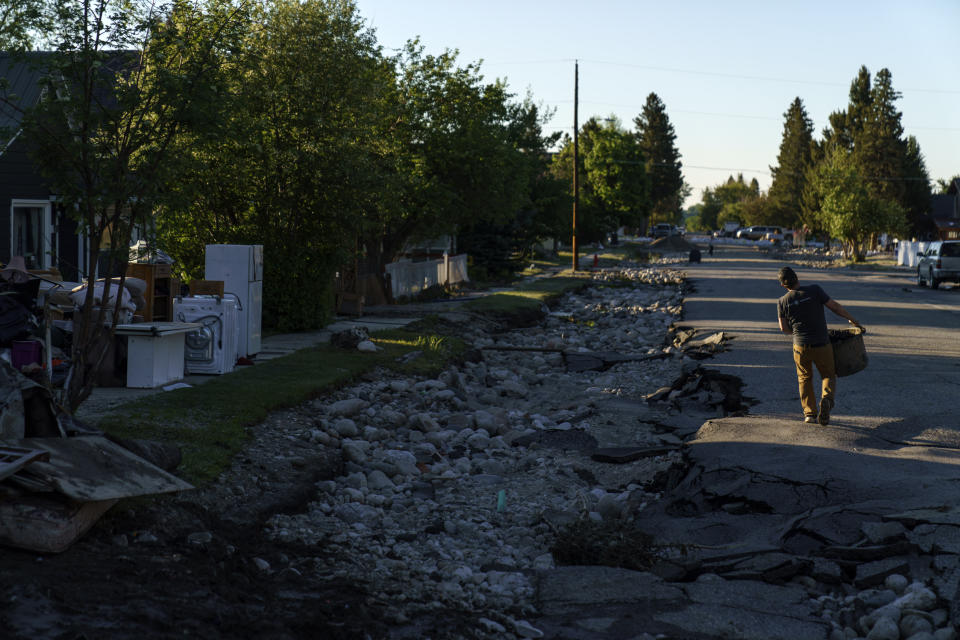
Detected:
left=11, top=201, right=52, bottom=269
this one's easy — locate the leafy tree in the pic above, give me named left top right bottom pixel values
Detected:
left=634, top=93, right=683, bottom=225
left=158, top=0, right=391, bottom=329
left=741, top=193, right=776, bottom=226
left=584, top=119, right=650, bottom=227
left=698, top=187, right=722, bottom=231
left=768, top=97, right=814, bottom=228
left=382, top=42, right=532, bottom=290
left=458, top=96, right=565, bottom=277
left=0, top=0, right=49, bottom=50
left=701, top=174, right=759, bottom=229
left=805, top=66, right=931, bottom=239
left=8, top=0, right=245, bottom=412
left=551, top=117, right=650, bottom=242
left=809, top=146, right=906, bottom=260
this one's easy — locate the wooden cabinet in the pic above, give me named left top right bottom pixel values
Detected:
left=127, top=263, right=177, bottom=322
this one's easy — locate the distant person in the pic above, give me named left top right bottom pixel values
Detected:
left=708, top=242, right=714, bottom=257
left=776, top=267, right=863, bottom=425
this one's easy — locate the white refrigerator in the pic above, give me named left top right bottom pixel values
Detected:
left=204, top=244, right=263, bottom=358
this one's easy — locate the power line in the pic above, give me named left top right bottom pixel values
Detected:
left=541, top=115, right=960, bottom=132
left=486, top=57, right=960, bottom=96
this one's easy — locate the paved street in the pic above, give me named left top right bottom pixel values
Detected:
left=682, top=247, right=960, bottom=439
left=564, top=247, right=960, bottom=639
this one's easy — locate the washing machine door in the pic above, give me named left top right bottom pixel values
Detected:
left=184, top=321, right=216, bottom=364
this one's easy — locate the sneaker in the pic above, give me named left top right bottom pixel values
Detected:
left=804, top=416, right=817, bottom=424
left=818, top=398, right=833, bottom=426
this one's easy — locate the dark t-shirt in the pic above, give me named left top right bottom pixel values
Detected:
left=778, top=284, right=830, bottom=346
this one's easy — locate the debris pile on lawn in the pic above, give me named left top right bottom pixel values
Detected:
left=0, top=359, right=192, bottom=553
left=330, top=326, right=371, bottom=349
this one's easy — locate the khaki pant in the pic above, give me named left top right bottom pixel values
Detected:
left=793, top=343, right=836, bottom=418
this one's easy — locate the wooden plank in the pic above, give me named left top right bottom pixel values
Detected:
left=13, top=436, right=193, bottom=501
left=0, top=495, right=118, bottom=553
left=0, top=446, right=50, bottom=481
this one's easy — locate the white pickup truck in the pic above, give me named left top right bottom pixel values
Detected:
left=917, top=240, right=960, bottom=289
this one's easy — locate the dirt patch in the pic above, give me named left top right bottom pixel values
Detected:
left=648, top=235, right=699, bottom=253
left=1, top=499, right=390, bottom=640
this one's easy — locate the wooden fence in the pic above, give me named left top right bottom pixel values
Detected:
left=385, top=254, right=469, bottom=299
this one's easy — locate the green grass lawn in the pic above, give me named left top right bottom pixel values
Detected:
left=95, top=328, right=465, bottom=485
left=463, top=276, right=587, bottom=315
left=91, top=261, right=605, bottom=485
left=516, top=244, right=647, bottom=277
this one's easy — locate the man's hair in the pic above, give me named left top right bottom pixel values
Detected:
left=778, top=266, right=798, bottom=287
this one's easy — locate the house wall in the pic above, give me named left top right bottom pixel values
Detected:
left=55, top=206, right=80, bottom=281
left=0, top=138, right=50, bottom=265
left=0, top=138, right=84, bottom=280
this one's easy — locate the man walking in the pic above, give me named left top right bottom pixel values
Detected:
left=776, top=267, right=863, bottom=425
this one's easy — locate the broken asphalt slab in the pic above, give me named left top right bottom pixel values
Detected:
left=529, top=255, right=960, bottom=638
left=535, top=566, right=829, bottom=640
left=640, top=415, right=960, bottom=557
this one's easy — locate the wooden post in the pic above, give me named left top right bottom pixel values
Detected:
left=572, top=60, right=579, bottom=272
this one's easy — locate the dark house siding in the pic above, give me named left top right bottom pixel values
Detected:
left=56, top=208, right=80, bottom=281
left=0, top=137, right=52, bottom=265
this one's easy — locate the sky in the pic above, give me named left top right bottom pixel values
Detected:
left=353, top=0, right=959, bottom=209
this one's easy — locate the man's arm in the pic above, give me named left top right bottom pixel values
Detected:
left=778, top=312, right=791, bottom=334
left=825, top=299, right=863, bottom=329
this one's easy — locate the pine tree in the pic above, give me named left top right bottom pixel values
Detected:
left=806, top=66, right=930, bottom=237
left=634, top=93, right=683, bottom=224
left=821, top=66, right=872, bottom=152
left=856, top=68, right=906, bottom=203
left=902, top=135, right=934, bottom=236
left=768, top=97, right=814, bottom=228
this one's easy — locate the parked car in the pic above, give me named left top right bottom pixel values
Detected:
left=736, top=226, right=789, bottom=243
left=651, top=223, right=677, bottom=238
left=917, top=240, right=960, bottom=289
left=721, top=221, right=741, bottom=237
left=736, top=226, right=771, bottom=240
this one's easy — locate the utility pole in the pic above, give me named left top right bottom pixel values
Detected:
left=572, top=60, right=579, bottom=272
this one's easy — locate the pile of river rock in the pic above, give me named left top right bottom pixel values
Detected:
left=259, top=266, right=687, bottom=637
left=188, top=263, right=956, bottom=639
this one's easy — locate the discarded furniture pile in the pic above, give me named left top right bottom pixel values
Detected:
left=0, top=359, right=191, bottom=552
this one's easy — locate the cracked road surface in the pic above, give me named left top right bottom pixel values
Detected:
left=681, top=249, right=960, bottom=434
left=646, top=248, right=960, bottom=596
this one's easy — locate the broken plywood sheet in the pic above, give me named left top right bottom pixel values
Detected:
left=0, top=446, right=50, bottom=481
left=0, top=494, right=117, bottom=553
left=10, top=436, right=193, bottom=501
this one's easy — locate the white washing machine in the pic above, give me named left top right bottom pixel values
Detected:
left=173, top=296, right=239, bottom=375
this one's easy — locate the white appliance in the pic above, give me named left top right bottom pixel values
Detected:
left=173, top=296, right=239, bottom=375
left=204, top=244, right=263, bottom=358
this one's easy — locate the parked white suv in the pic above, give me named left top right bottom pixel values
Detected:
left=651, top=223, right=677, bottom=238
left=917, top=240, right=960, bottom=289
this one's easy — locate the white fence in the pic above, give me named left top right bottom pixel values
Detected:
left=897, top=241, right=934, bottom=267
left=385, top=254, right=469, bottom=299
